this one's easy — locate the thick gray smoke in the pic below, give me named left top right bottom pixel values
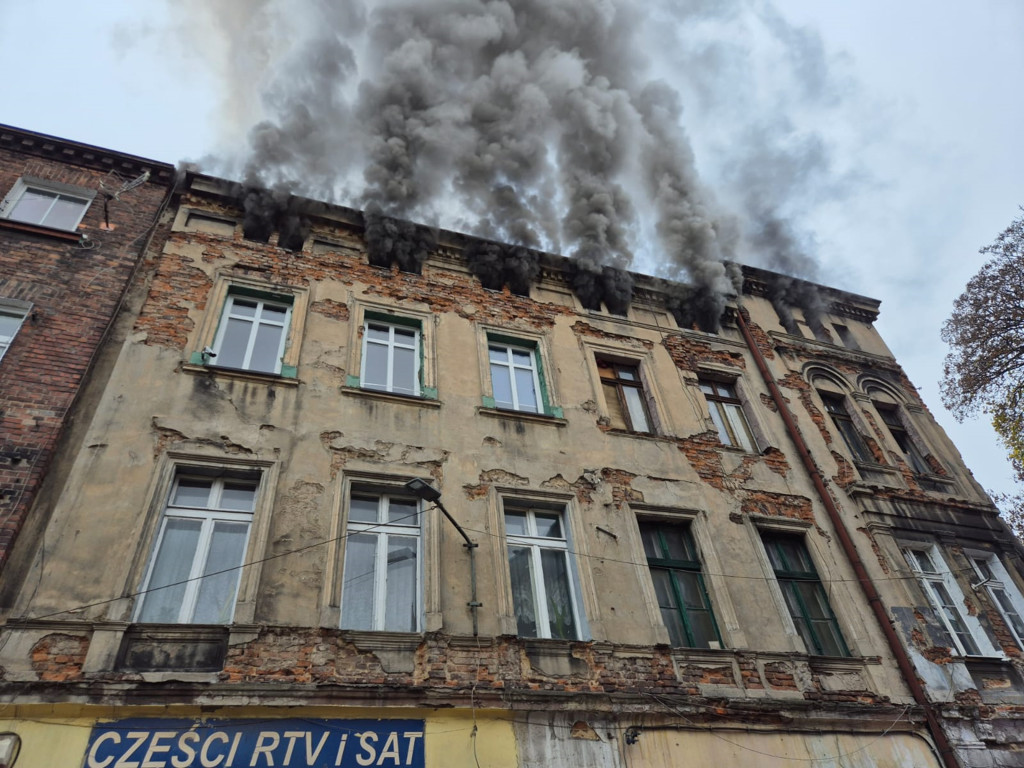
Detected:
left=170, top=0, right=852, bottom=326
left=464, top=241, right=540, bottom=296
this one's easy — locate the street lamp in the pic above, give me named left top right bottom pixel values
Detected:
left=0, top=732, right=21, bottom=768
left=403, top=478, right=482, bottom=635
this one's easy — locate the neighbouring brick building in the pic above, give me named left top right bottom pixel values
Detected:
left=1, top=158, right=1023, bottom=768
left=0, top=126, right=174, bottom=572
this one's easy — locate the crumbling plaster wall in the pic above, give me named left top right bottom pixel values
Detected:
left=4, top=190, right=913, bottom=703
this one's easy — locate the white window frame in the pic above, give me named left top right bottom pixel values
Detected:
left=210, top=293, right=292, bottom=374
left=0, top=300, right=30, bottom=362
left=504, top=504, right=583, bottom=640
left=360, top=319, right=422, bottom=396
left=903, top=544, right=1000, bottom=657
left=135, top=474, right=258, bottom=625
left=340, top=489, right=423, bottom=632
left=968, top=552, right=1024, bottom=650
left=489, top=341, right=543, bottom=413
left=0, top=176, right=95, bottom=231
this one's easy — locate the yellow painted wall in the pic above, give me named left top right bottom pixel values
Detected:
left=0, top=706, right=517, bottom=768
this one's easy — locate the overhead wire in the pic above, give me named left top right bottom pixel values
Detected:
left=20, top=502, right=984, bottom=623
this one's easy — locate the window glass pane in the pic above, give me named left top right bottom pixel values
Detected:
left=639, top=525, right=663, bottom=559
left=662, top=527, right=696, bottom=563
left=367, top=323, right=390, bottom=342
left=505, top=511, right=528, bottom=536
left=387, top=498, right=418, bottom=525
left=385, top=535, right=418, bottom=631
left=45, top=196, right=86, bottom=230
left=616, top=366, right=638, bottom=382
left=687, top=609, right=718, bottom=648
left=652, top=570, right=686, bottom=647
left=511, top=349, right=533, bottom=367
left=725, top=403, right=755, bottom=452
left=8, top=188, right=55, bottom=224
left=172, top=479, right=213, bottom=508
left=0, top=310, right=24, bottom=339
left=973, top=558, right=994, bottom=580
left=991, top=588, right=1024, bottom=638
left=349, top=495, right=379, bottom=522
left=534, top=513, right=562, bottom=539
left=192, top=521, right=249, bottom=623
left=250, top=322, right=283, bottom=373
left=708, top=403, right=733, bottom=445
left=623, top=387, right=651, bottom=432
left=392, top=346, right=416, bottom=394
left=915, top=550, right=937, bottom=574
left=218, top=317, right=253, bottom=368
left=341, top=533, right=378, bottom=629
left=364, top=344, right=389, bottom=389
left=676, top=570, right=708, bottom=610
left=138, top=518, right=203, bottom=623
left=508, top=545, right=538, bottom=637
left=491, top=363, right=514, bottom=407
left=230, top=300, right=258, bottom=318
left=603, top=380, right=627, bottom=429
left=260, top=304, right=288, bottom=323
left=393, top=327, right=416, bottom=344
left=514, top=368, right=538, bottom=411
left=220, top=483, right=257, bottom=511
left=541, top=548, right=577, bottom=639
left=488, top=346, right=507, bottom=364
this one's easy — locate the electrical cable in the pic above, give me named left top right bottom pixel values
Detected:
left=19, top=502, right=989, bottom=623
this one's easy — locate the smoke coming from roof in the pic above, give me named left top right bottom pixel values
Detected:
left=170, top=0, right=855, bottom=321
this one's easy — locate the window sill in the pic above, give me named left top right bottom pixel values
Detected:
left=478, top=407, right=567, bottom=426
left=182, top=363, right=300, bottom=387
left=0, top=217, right=82, bottom=241
left=341, top=386, right=441, bottom=408
left=605, top=427, right=675, bottom=444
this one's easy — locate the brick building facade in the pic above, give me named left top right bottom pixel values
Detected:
left=0, top=125, right=174, bottom=571
left=0, top=155, right=1022, bottom=767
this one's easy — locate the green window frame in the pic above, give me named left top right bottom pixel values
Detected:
left=346, top=311, right=436, bottom=398
left=191, top=286, right=298, bottom=378
left=762, top=532, right=850, bottom=657
left=639, top=521, right=721, bottom=648
left=483, top=333, right=561, bottom=418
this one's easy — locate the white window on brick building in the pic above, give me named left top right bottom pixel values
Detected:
left=488, top=340, right=543, bottom=413
left=968, top=553, right=1024, bottom=650
left=0, top=300, right=29, bottom=362
left=136, top=472, right=259, bottom=624
left=0, top=177, right=94, bottom=231
left=361, top=318, right=421, bottom=396
left=211, top=293, right=292, bottom=375
left=903, top=544, right=999, bottom=657
left=340, top=490, right=422, bottom=632
left=504, top=503, right=582, bottom=640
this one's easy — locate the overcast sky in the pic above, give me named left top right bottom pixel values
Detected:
left=1, top=0, right=1022, bottom=499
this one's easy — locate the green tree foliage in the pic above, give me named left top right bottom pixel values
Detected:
left=941, top=209, right=1024, bottom=535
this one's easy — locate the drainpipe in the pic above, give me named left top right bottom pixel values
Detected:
left=734, top=306, right=961, bottom=768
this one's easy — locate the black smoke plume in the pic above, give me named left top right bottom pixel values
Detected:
left=363, top=205, right=437, bottom=274
left=236, top=185, right=311, bottom=252
left=464, top=241, right=540, bottom=296
left=570, top=257, right=634, bottom=315
left=767, top=274, right=829, bottom=339
left=176, top=0, right=855, bottom=308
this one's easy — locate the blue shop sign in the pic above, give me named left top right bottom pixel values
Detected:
left=83, top=718, right=425, bottom=768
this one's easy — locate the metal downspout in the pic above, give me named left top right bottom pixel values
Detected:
left=734, top=306, right=961, bottom=768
